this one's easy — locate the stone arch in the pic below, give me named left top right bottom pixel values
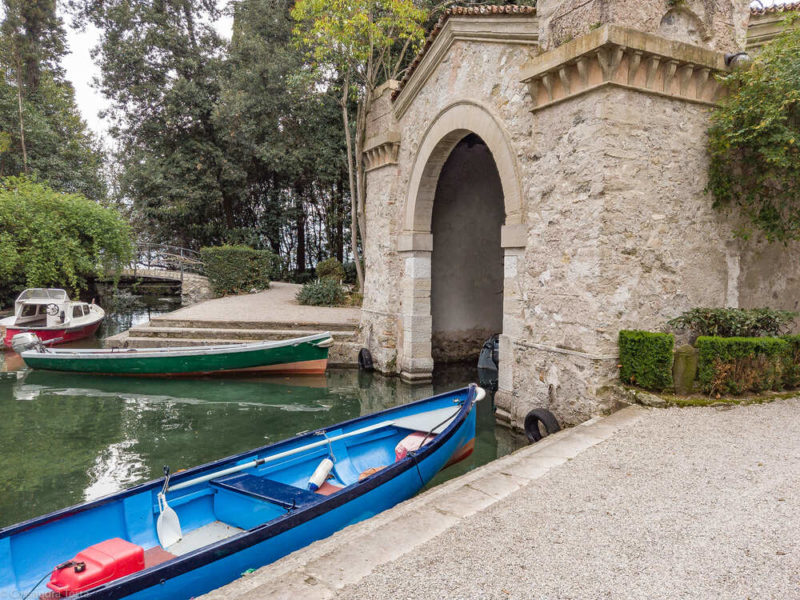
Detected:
left=403, top=101, right=523, bottom=235
left=658, top=6, right=709, bottom=45
left=396, top=101, right=525, bottom=381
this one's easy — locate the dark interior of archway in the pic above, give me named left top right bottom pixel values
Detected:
left=431, top=133, right=504, bottom=363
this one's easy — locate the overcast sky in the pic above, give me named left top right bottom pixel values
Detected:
left=63, top=9, right=234, bottom=141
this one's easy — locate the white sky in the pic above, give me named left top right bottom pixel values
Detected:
left=63, top=6, right=233, bottom=140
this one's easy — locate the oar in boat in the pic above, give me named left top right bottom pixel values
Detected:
left=155, top=391, right=485, bottom=548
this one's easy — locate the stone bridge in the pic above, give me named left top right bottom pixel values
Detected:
left=115, top=268, right=213, bottom=305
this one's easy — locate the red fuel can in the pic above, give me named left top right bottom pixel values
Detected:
left=46, top=538, right=145, bottom=596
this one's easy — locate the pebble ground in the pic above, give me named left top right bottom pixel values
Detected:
left=335, top=399, right=800, bottom=600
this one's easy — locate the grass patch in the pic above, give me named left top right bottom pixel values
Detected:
left=653, top=390, right=798, bottom=408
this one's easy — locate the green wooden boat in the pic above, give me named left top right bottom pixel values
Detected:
left=15, top=332, right=334, bottom=376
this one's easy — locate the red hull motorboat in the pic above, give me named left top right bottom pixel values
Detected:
left=0, top=289, right=105, bottom=349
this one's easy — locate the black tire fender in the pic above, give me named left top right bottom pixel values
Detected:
left=358, top=348, right=374, bottom=371
left=524, top=408, right=561, bottom=443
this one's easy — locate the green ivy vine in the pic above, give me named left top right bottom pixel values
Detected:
left=707, top=17, right=800, bottom=243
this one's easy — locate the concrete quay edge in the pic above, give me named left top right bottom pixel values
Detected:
left=200, top=404, right=648, bottom=600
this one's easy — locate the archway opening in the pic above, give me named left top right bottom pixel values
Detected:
left=431, top=133, right=504, bottom=363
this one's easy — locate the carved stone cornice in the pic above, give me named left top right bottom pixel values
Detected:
left=520, top=25, right=728, bottom=112
left=363, top=131, right=401, bottom=172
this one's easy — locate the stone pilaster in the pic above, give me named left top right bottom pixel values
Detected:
left=398, top=233, right=434, bottom=382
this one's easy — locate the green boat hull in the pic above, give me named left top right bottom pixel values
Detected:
left=20, top=334, right=333, bottom=376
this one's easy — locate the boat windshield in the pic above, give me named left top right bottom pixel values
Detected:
left=16, top=289, right=68, bottom=302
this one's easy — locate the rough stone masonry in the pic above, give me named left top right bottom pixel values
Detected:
left=359, top=0, right=800, bottom=427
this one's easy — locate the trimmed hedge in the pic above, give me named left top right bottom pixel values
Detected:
left=668, top=307, right=798, bottom=338
left=781, top=335, right=800, bottom=389
left=296, top=278, right=346, bottom=306
left=619, top=330, right=675, bottom=391
left=696, top=336, right=789, bottom=395
left=199, top=245, right=280, bottom=296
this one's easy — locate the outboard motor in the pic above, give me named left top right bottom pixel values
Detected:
left=11, top=332, right=45, bottom=354
left=477, top=334, right=500, bottom=392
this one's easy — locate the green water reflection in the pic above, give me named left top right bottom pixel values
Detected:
left=0, top=357, right=526, bottom=529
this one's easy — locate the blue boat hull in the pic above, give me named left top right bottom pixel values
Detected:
left=0, top=386, right=480, bottom=600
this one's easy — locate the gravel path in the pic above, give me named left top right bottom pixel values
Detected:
left=336, top=399, right=800, bottom=600
left=156, top=281, right=360, bottom=325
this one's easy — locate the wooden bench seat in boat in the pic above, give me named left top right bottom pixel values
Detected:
left=211, top=474, right=323, bottom=509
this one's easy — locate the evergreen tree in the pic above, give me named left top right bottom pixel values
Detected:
left=72, top=0, right=236, bottom=248
left=216, top=0, right=348, bottom=270
left=0, top=0, right=106, bottom=200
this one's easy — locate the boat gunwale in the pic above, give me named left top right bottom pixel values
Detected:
left=5, top=314, right=105, bottom=333
left=20, top=332, right=333, bottom=360
left=0, top=384, right=477, bottom=539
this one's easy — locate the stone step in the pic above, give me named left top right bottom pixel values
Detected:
left=149, top=318, right=357, bottom=333
left=129, top=326, right=357, bottom=342
left=115, top=336, right=360, bottom=367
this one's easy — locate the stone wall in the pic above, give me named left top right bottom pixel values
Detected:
left=360, top=6, right=800, bottom=428
left=537, top=0, right=751, bottom=52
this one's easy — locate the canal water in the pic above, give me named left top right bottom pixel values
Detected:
left=0, top=296, right=526, bottom=529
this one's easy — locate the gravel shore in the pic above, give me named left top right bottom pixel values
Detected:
left=336, top=399, right=800, bottom=600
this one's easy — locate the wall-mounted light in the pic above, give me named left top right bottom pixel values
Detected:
left=724, top=52, right=752, bottom=69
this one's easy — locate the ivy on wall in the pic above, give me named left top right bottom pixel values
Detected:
left=707, top=17, right=800, bottom=242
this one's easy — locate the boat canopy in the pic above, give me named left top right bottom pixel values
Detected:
left=16, top=289, right=69, bottom=303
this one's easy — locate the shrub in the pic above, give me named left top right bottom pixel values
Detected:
left=781, top=335, right=800, bottom=389
left=0, top=177, right=133, bottom=305
left=618, top=330, right=674, bottom=391
left=199, top=245, right=280, bottom=296
left=296, top=278, right=346, bottom=306
left=316, top=257, right=346, bottom=281
left=668, top=308, right=798, bottom=338
left=696, top=336, right=790, bottom=395
left=342, top=261, right=361, bottom=285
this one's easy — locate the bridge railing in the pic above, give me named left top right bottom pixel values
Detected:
left=130, top=244, right=204, bottom=282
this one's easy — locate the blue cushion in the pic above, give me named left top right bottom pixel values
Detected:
left=211, top=473, right=320, bottom=509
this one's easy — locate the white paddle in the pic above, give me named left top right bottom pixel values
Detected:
left=155, top=387, right=485, bottom=548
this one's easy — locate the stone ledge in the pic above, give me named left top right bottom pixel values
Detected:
left=520, top=24, right=728, bottom=112
left=199, top=405, right=647, bottom=599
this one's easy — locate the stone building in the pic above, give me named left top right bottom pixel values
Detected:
left=359, top=1, right=800, bottom=426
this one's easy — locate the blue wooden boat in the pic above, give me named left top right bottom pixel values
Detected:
left=0, top=385, right=484, bottom=599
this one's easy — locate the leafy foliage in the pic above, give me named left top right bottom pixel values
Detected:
left=668, top=307, right=798, bottom=338
left=618, top=330, right=675, bottom=391
left=781, top=334, right=800, bottom=389
left=316, top=257, right=345, bottom=281
left=199, top=245, right=280, bottom=296
left=296, top=278, right=346, bottom=306
left=0, top=177, right=133, bottom=305
left=707, top=19, right=800, bottom=242
left=292, top=0, right=428, bottom=290
left=696, top=336, right=789, bottom=395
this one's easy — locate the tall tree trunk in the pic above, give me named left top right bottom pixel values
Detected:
left=341, top=72, right=364, bottom=291
left=335, top=178, right=344, bottom=263
left=15, top=56, right=28, bottom=175
left=295, top=183, right=306, bottom=273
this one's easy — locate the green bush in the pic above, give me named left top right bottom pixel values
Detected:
left=781, top=335, right=800, bottom=389
left=316, top=258, right=345, bottom=281
left=618, top=330, right=675, bottom=391
left=296, top=278, right=346, bottom=306
left=696, top=336, right=790, bottom=395
left=668, top=307, right=798, bottom=338
left=0, top=177, right=133, bottom=306
left=342, top=260, right=361, bottom=285
left=199, top=245, right=280, bottom=296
